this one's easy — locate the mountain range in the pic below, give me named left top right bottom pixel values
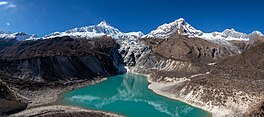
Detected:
left=1, top=18, right=263, bottom=42
left=0, top=18, right=264, bottom=116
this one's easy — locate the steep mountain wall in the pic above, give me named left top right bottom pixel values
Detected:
left=0, top=36, right=125, bottom=83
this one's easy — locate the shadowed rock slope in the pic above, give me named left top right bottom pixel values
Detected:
left=0, top=38, right=18, bottom=51
left=0, top=79, right=27, bottom=115
left=0, top=36, right=124, bottom=83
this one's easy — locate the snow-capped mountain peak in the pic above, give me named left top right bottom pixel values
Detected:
left=45, top=21, right=144, bottom=40
left=251, top=31, right=263, bottom=36
left=199, top=29, right=249, bottom=41
left=0, top=32, right=37, bottom=41
left=144, top=18, right=203, bottom=38
left=199, top=28, right=264, bottom=41
left=97, top=21, right=110, bottom=27
left=221, top=28, right=248, bottom=39
left=63, top=21, right=121, bottom=35
left=144, top=18, right=263, bottom=42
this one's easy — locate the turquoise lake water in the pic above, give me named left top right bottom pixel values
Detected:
left=60, top=73, right=211, bottom=117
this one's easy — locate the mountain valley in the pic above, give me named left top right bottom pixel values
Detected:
left=0, top=18, right=263, bottom=117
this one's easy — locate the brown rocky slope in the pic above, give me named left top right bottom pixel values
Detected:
left=130, top=35, right=264, bottom=116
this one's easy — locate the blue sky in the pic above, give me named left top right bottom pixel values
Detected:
left=0, top=0, right=263, bottom=36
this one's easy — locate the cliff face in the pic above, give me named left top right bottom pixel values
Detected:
left=0, top=36, right=125, bottom=83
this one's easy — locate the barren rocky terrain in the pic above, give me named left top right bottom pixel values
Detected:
left=127, top=35, right=264, bottom=116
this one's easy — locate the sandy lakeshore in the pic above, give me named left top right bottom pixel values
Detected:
left=10, top=77, right=123, bottom=117
left=128, top=71, right=219, bottom=116
left=146, top=76, right=232, bottom=117
left=19, top=78, right=107, bottom=108
left=11, top=105, right=123, bottom=117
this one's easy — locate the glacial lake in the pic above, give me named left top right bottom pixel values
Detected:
left=60, top=73, right=211, bottom=117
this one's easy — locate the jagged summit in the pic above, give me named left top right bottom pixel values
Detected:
left=2, top=18, right=263, bottom=42
left=45, top=21, right=144, bottom=40
left=144, top=18, right=203, bottom=38
left=64, top=21, right=120, bottom=35
left=199, top=28, right=264, bottom=41
left=252, top=30, right=263, bottom=36
left=0, top=32, right=37, bottom=41
left=143, top=18, right=263, bottom=42
left=97, top=21, right=110, bottom=27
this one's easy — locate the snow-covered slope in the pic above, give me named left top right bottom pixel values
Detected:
left=2, top=19, right=263, bottom=44
left=144, top=18, right=263, bottom=42
left=199, top=29, right=263, bottom=41
left=251, top=31, right=263, bottom=36
left=143, top=18, right=203, bottom=38
left=0, top=32, right=37, bottom=41
left=45, top=21, right=144, bottom=40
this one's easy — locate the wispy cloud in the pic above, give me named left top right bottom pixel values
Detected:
left=0, top=1, right=8, bottom=6
left=0, top=1, right=16, bottom=9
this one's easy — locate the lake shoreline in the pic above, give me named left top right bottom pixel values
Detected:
left=15, top=72, right=214, bottom=117
left=128, top=71, right=219, bottom=116
left=12, top=77, right=122, bottom=117
left=26, top=78, right=107, bottom=108
left=59, top=72, right=211, bottom=117
left=144, top=75, right=232, bottom=117
left=11, top=105, right=123, bottom=117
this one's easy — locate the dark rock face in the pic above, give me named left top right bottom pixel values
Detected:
left=0, top=79, right=16, bottom=100
left=0, top=79, right=27, bottom=115
left=0, top=38, right=18, bottom=51
left=0, top=56, right=113, bottom=82
left=0, top=36, right=125, bottom=83
left=0, top=99, right=28, bottom=116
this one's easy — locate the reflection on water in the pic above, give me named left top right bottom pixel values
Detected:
left=61, top=73, right=211, bottom=117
